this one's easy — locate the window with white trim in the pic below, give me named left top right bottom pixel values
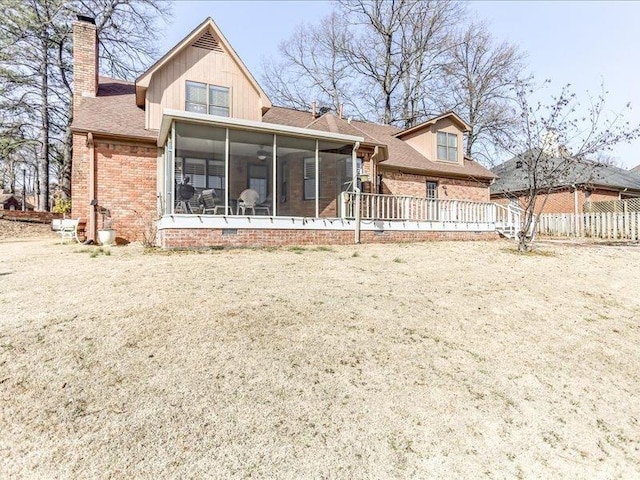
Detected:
left=249, top=164, right=268, bottom=202
left=179, top=158, right=225, bottom=196
left=426, top=181, right=438, bottom=199
left=185, top=81, right=230, bottom=116
left=437, top=131, right=458, bottom=162
left=303, top=157, right=316, bottom=200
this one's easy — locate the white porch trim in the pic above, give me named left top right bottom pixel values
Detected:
left=157, top=214, right=497, bottom=232
left=158, top=109, right=364, bottom=146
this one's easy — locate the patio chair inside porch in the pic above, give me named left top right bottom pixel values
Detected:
left=237, top=188, right=261, bottom=215
left=176, top=177, right=196, bottom=214
left=200, top=189, right=230, bottom=215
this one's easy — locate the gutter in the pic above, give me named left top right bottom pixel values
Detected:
left=379, top=164, right=496, bottom=182
left=71, top=127, right=157, bottom=144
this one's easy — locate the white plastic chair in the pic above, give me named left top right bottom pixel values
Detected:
left=237, top=189, right=260, bottom=215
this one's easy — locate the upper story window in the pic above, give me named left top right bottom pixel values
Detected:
left=437, top=131, right=458, bottom=162
left=185, top=81, right=230, bottom=116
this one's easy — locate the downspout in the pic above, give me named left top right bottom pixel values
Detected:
left=353, top=141, right=361, bottom=244
left=87, top=132, right=96, bottom=242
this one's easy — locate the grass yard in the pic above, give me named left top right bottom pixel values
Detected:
left=1, top=223, right=639, bottom=478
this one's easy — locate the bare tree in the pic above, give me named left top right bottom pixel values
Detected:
left=261, top=13, right=355, bottom=114
left=397, top=0, right=463, bottom=128
left=438, top=22, right=526, bottom=166
left=499, top=81, right=640, bottom=251
left=261, top=0, right=465, bottom=125
left=0, top=0, right=170, bottom=210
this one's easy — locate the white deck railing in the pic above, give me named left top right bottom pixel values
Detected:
left=341, top=192, right=505, bottom=223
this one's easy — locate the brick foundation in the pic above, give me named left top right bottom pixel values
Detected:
left=159, top=228, right=498, bottom=249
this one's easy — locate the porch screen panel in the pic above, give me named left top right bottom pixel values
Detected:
left=318, top=140, right=353, bottom=218
left=276, top=136, right=316, bottom=217
left=228, top=129, right=273, bottom=214
left=164, top=135, right=173, bottom=215
left=175, top=122, right=226, bottom=213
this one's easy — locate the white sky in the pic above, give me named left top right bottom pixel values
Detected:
left=160, top=0, right=640, bottom=168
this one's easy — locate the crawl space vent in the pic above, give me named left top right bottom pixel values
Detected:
left=192, top=31, right=223, bottom=53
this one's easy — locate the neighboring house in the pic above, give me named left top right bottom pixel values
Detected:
left=490, top=149, right=640, bottom=215
left=71, top=17, right=497, bottom=247
left=0, top=194, right=22, bottom=211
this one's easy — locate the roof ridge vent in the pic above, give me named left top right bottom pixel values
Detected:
left=192, top=30, right=223, bottom=52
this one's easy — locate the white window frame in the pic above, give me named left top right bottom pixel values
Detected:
left=185, top=81, right=230, bottom=117
left=437, top=131, right=458, bottom=162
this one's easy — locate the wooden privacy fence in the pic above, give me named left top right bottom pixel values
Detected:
left=537, top=212, right=640, bottom=240
left=584, top=197, right=640, bottom=213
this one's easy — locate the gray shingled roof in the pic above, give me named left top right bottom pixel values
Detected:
left=264, top=106, right=496, bottom=180
left=72, top=76, right=157, bottom=141
left=491, top=149, right=640, bottom=194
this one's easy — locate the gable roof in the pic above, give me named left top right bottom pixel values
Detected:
left=491, top=149, right=640, bottom=194
left=134, top=17, right=271, bottom=110
left=264, top=107, right=496, bottom=180
left=394, top=111, right=471, bottom=138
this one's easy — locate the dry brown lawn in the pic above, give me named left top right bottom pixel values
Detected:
left=1, top=222, right=639, bottom=478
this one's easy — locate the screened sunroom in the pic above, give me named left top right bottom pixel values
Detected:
left=157, top=110, right=363, bottom=221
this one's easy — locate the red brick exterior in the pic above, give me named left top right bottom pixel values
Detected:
left=72, top=133, right=158, bottom=242
left=380, top=169, right=491, bottom=202
left=72, top=133, right=90, bottom=223
left=72, top=20, right=98, bottom=100
left=492, top=188, right=620, bottom=214
left=159, top=228, right=498, bottom=249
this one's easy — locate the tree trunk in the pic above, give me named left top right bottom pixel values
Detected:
left=60, top=121, right=73, bottom=200
left=38, top=39, right=50, bottom=211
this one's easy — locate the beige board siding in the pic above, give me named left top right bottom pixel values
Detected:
left=401, top=117, right=464, bottom=166
left=146, top=41, right=263, bottom=130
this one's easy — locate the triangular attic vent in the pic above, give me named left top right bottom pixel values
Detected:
left=192, top=30, right=223, bottom=52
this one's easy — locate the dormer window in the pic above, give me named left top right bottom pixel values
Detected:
left=437, top=131, right=458, bottom=162
left=185, top=81, right=230, bottom=116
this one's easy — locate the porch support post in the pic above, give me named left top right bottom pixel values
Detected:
left=224, top=127, right=230, bottom=214
left=353, top=141, right=361, bottom=244
left=272, top=134, right=277, bottom=216
left=315, top=139, right=319, bottom=218
left=573, top=187, right=579, bottom=236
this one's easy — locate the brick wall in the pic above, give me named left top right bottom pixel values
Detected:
left=492, top=188, right=620, bottom=214
left=72, top=20, right=98, bottom=100
left=71, top=133, right=90, bottom=223
left=159, top=228, right=498, bottom=249
left=381, top=170, right=490, bottom=202
left=72, top=133, right=158, bottom=243
left=95, top=141, right=157, bottom=241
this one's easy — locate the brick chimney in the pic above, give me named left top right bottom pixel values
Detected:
left=73, top=16, right=98, bottom=102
